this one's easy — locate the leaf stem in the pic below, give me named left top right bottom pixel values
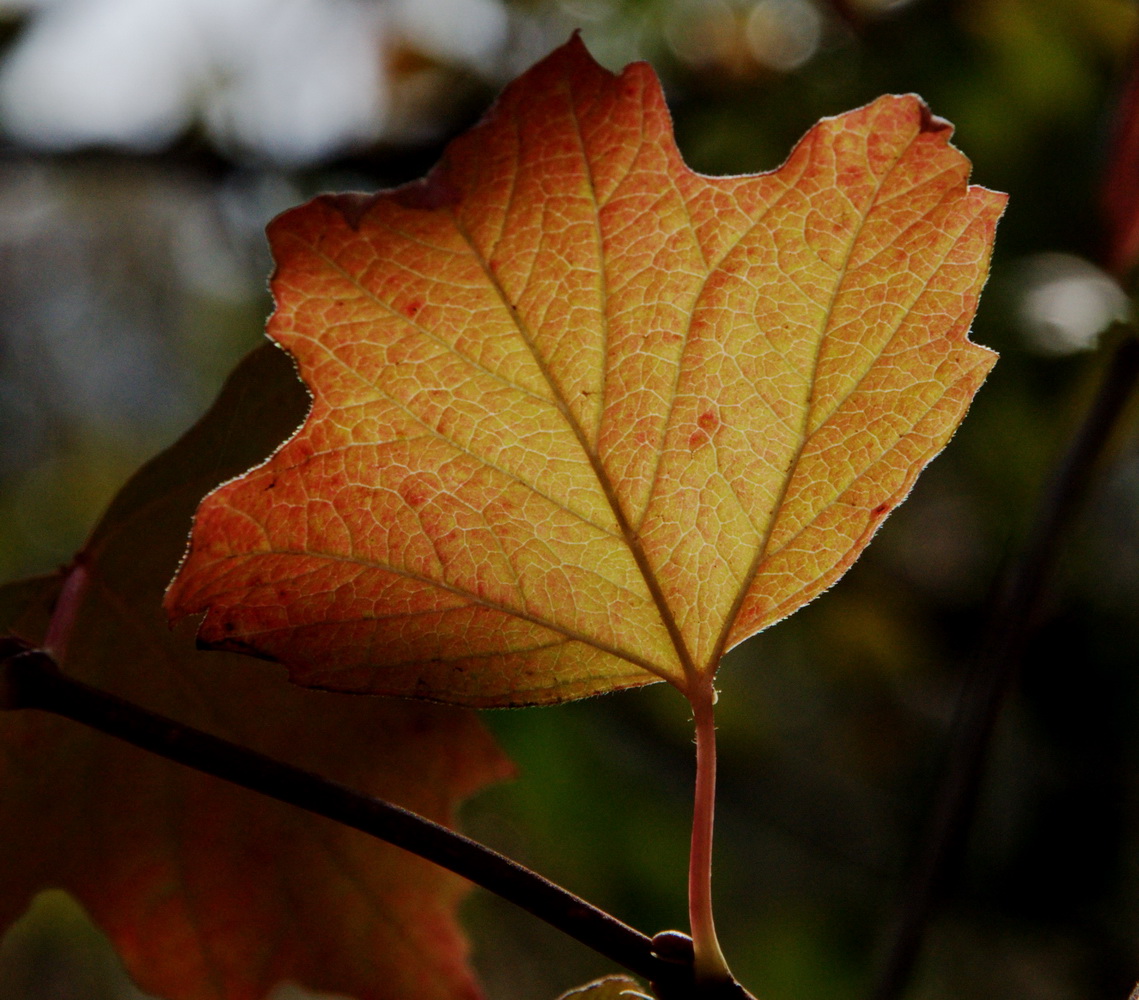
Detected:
left=689, top=681, right=732, bottom=985
left=0, top=648, right=678, bottom=987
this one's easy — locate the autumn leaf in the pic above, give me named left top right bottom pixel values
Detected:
left=0, top=344, right=512, bottom=1000
left=166, top=36, right=1004, bottom=707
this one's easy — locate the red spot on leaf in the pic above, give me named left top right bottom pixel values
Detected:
left=871, top=503, right=891, bottom=518
left=401, top=480, right=431, bottom=508
left=698, top=410, right=718, bottom=432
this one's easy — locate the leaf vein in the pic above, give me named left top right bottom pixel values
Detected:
left=208, top=548, right=671, bottom=681
left=705, top=122, right=923, bottom=669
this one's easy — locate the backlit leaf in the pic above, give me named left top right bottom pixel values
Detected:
left=0, top=345, right=512, bottom=1000
left=166, top=37, right=1004, bottom=706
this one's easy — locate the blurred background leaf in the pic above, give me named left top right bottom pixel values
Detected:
left=2, top=1, right=1139, bottom=999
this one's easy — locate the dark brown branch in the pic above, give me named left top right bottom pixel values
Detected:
left=1, top=648, right=673, bottom=984
left=872, top=332, right=1139, bottom=1000
left=2, top=647, right=761, bottom=998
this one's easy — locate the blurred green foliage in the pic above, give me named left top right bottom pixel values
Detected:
left=4, top=0, right=1139, bottom=998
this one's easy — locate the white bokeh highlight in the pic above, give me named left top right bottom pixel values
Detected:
left=0, top=0, right=508, bottom=164
left=1017, top=253, right=1130, bottom=355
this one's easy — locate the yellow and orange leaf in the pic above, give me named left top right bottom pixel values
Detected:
left=166, top=37, right=1004, bottom=707
left=0, top=345, right=512, bottom=1000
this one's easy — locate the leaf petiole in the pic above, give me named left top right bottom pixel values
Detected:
left=689, top=681, right=732, bottom=985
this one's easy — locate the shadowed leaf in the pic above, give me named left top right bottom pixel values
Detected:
left=0, top=344, right=513, bottom=1000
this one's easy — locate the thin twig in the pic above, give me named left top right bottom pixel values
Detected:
left=872, top=332, right=1139, bottom=1000
left=2, top=648, right=678, bottom=985
left=2, top=645, right=762, bottom=998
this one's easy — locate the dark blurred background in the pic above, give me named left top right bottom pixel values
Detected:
left=2, top=0, right=1139, bottom=998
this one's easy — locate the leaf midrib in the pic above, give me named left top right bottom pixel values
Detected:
left=279, top=234, right=675, bottom=681
left=442, top=82, right=702, bottom=689
left=279, top=258, right=622, bottom=541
